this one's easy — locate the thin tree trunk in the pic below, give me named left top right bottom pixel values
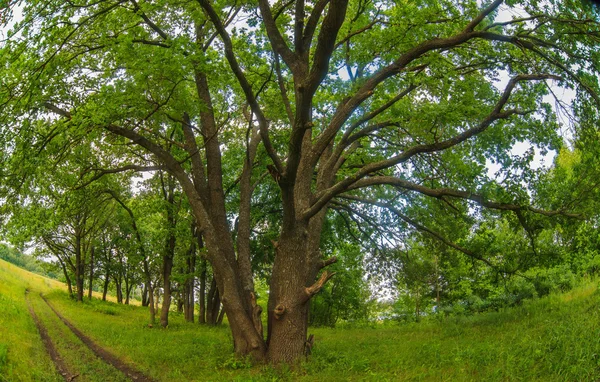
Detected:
left=177, top=295, right=184, bottom=313
left=125, top=278, right=133, bottom=305
left=206, top=277, right=218, bottom=324
left=102, top=273, right=110, bottom=302
left=198, top=260, right=206, bottom=324
left=142, top=283, right=148, bottom=307
left=147, top=282, right=156, bottom=326
left=155, top=287, right=160, bottom=313
left=160, top=248, right=174, bottom=327
left=87, top=246, right=94, bottom=300
left=217, top=306, right=225, bottom=325
left=115, top=277, right=123, bottom=304
left=75, top=232, right=84, bottom=302
left=160, top=172, right=177, bottom=328
left=58, top=256, right=73, bottom=297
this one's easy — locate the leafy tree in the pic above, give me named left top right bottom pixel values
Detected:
left=2, top=0, right=599, bottom=363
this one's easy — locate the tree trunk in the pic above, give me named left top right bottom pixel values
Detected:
left=58, top=256, right=73, bottom=298
left=160, top=172, right=177, bottom=328
left=184, top=237, right=196, bottom=322
left=147, top=282, right=156, bottom=326
left=102, top=273, right=110, bottom=302
left=115, top=276, right=123, bottom=304
left=154, top=286, right=160, bottom=313
left=142, top=283, right=148, bottom=307
left=75, top=232, right=85, bottom=302
left=217, top=307, right=225, bottom=325
left=206, top=277, right=218, bottom=324
left=160, top=249, right=174, bottom=327
left=198, top=260, right=206, bottom=324
left=265, top=227, right=314, bottom=363
left=87, top=246, right=94, bottom=300
left=125, top=278, right=133, bottom=305
left=177, top=296, right=184, bottom=313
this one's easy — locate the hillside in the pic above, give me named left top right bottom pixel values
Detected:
left=1, top=258, right=600, bottom=381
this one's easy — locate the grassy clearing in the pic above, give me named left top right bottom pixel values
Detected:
left=4, top=259, right=600, bottom=381
left=44, top=279, right=600, bottom=381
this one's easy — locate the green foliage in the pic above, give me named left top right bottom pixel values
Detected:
left=0, top=243, right=54, bottom=278
left=310, top=243, right=370, bottom=327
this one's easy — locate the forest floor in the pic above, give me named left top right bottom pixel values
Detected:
left=1, top=258, right=600, bottom=381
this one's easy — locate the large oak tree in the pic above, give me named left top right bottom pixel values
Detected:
left=1, top=0, right=598, bottom=363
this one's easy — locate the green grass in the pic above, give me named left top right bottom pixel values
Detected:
left=3, top=259, right=600, bottom=381
left=29, top=294, right=130, bottom=382
left=0, top=259, right=62, bottom=381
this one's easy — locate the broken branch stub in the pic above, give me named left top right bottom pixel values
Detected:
left=303, top=271, right=336, bottom=302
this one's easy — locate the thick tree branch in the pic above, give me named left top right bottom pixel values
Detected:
left=344, top=177, right=583, bottom=219
left=305, top=74, right=556, bottom=219
left=181, top=112, right=209, bottom=198
left=305, top=0, right=349, bottom=96
left=257, top=0, right=301, bottom=73
left=302, top=0, right=329, bottom=54
left=337, top=196, right=504, bottom=270
left=463, top=0, right=504, bottom=33
left=197, top=0, right=284, bottom=174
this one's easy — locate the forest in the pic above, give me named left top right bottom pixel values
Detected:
left=0, top=0, right=600, bottom=379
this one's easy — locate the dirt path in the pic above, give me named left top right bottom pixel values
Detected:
left=40, top=294, right=156, bottom=382
left=25, top=290, right=76, bottom=382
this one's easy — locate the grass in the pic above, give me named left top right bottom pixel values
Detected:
left=0, top=259, right=63, bottom=381
left=29, top=294, right=130, bottom=381
left=3, top=258, right=600, bottom=381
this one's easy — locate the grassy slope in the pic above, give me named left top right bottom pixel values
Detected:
left=0, top=259, right=64, bottom=381
left=3, top=259, right=600, bottom=381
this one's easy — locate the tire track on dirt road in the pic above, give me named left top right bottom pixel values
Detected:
left=25, top=290, right=76, bottom=382
left=40, top=294, right=156, bottom=382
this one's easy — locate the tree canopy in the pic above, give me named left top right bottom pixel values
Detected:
left=1, top=0, right=599, bottom=364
